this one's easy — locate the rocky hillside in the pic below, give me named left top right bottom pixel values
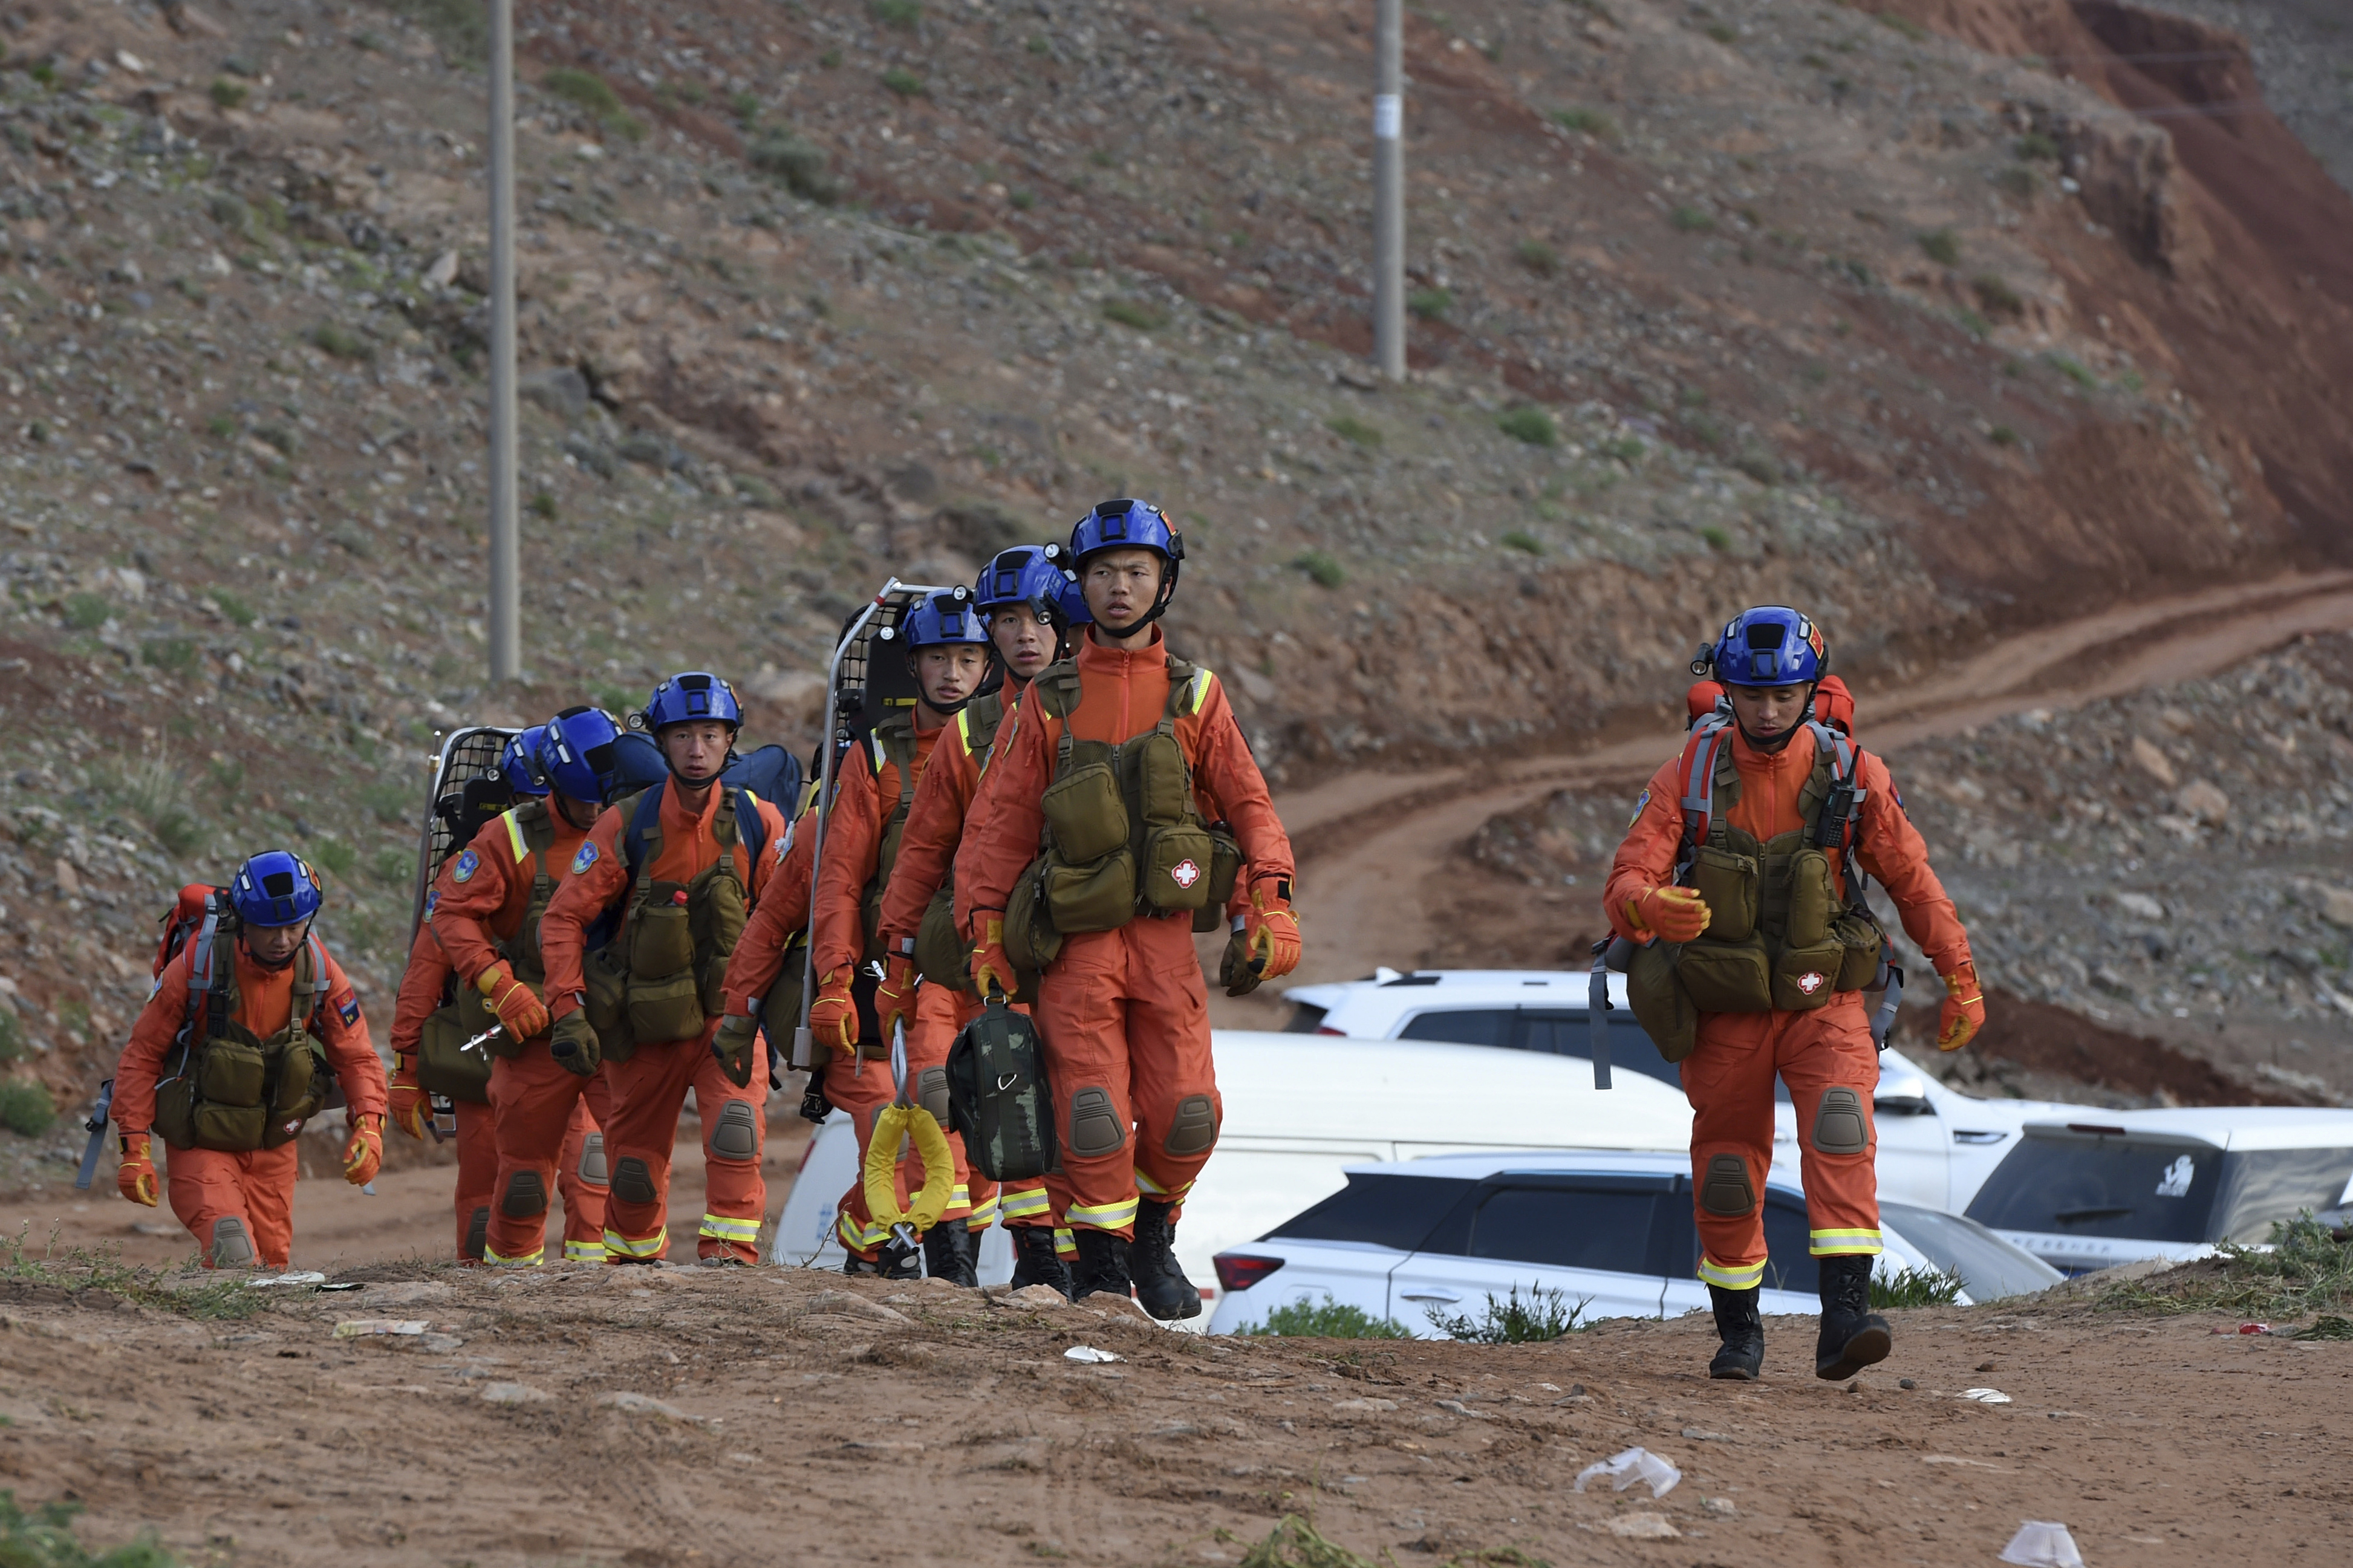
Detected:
left=0, top=0, right=2349, bottom=1141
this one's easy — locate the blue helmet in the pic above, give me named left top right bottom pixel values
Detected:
left=497, top=726, right=550, bottom=798
left=1057, top=571, right=1093, bottom=627
left=643, top=671, right=741, bottom=734
left=1069, top=498, right=1183, bottom=630
left=974, top=545, right=1077, bottom=621
left=230, top=850, right=323, bottom=928
left=1695, top=607, right=1827, bottom=688
left=537, top=706, right=628, bottom=804
left=897, top=586, right=988, bottom=648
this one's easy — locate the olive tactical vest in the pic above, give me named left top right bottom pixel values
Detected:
left=582, top=782, right=763, bottom=1060
left=152, top=918, right=336, bottom=1153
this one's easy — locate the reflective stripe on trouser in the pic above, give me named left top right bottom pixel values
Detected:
left=562, top=1239, right=608, bottom=1263
left=1698, top=1255, right=1767, bottom=1290
left=1054, top=1225, right=1076, bottom=1259
left=485, top=1243, right=545, bottom=1267
left=700, top=1212, right=760, bottom=1247
left=453, top=1098, right=496, bottom=1262
left=1679, top=998, right=1880, bottom=1285
left=484, top=1044, right=616, bottom=1267
left=600, top=1030, right=769, bottom=1264
left=828, top=981, right=974, bottom=1258
left=838, top=1209, right=894, bottom=1254
left=1810, top=1228, right=1884, bottom=1257
left=1033, top=916, right=1220, bottom=1239
left=1000, top=1183, right=1052, bottom=1223
left=163, top=1140, right=298, bottom=1269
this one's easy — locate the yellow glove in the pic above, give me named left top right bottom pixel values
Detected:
left=1938, top=962, right=1985, bottom=1052
left=478, top=960, right=550, bottom=1040
left=876, top=952, right=919, bottom=1041
left=1631, top=885, right=1712, bottom=944
left=116, top=1133, right=158, bottom=1207
left=1243, top=879, right=1302, bottom=983
left=968, top=914, right=1017, bottom=1001
left=388, top=1055, right=429, bottom=1142
left=342, top=1113, right=384, bottom=1186
left=809, top=968, right=859, bottom=1055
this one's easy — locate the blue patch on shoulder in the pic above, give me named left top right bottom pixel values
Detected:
left=1629, top=787, right=1651, bottom=828
left=571, top=841, right=600, bottom=876
left=451, top=849, right=480, bottom=883
left=337, top=995, right=362, bottom=1027
left=424, top=889, right=439, bottom=914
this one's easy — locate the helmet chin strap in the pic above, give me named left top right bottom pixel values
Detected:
left=1733, top=682, right=1818, bottom=754
left=1092, top=558, right=1180, bottom=639
left=242, top=920, right=310, bottom=972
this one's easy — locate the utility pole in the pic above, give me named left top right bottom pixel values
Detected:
left=1372, top=0, right=1405, bottom=382
left=486, top=0, right=521, bottom=685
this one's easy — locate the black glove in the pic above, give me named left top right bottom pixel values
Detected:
left=550, top=1011, right=602, bottom=1077
left=711, top=1013, right=760, bottom=1090
left=1219, top=925, right=1264, bottom=998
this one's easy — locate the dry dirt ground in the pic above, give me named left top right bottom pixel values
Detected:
left=0, top=1264, right=2341, bottom=1567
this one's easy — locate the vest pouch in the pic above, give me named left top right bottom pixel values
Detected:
left=1193, top=825, right=1243, bottom=932
left=1785, top=848, right=1835, bottom=949
left=1041, top=759, right=1129, bottom=865
left=916, top=886, right=969, bottom=991
left=1141, top=822, right=1217, bottom=912
left=503, top=877, right=553, bottom=985
left=1626, top=940, right=1699, bottom=1063
left=1673, top=934, right=1775, bottom=1013
left=628, top=968, right=708, bottom=1046
left=1688, top=846, right=1759, bottom=944
left=630, top=883, right=697, bottom=980
left=1771, top=939, right=1849, bottom=1012
left=689, top=862, right=747, bottom=1017
left=1043, top=848, right=1136, bottom=935
left=262, top=1032, right=328, bottom=1147
left=1832, top=909, right=1886, bottom=993
left=1005, top=857, right=1064, bottom=975
left=417, top=1004, right=493, bottom=1102
left=584, top=945, right=637, bottom=1064
left=767, top=932, right=809, bottom=1042
left=1128, top=730, right=1193, bottom=827
left=191, top=1099, right=268, bottom=1152
left=454, top=972, right=497, bottom=1039
left=195, top=1032, right=268, bottom=1109
left=153, top=1072, right=198, bottom=1151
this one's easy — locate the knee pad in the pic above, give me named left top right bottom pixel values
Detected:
left=1700, top=1154, right=1756, bottom=1217
left=463, top=1206, right=490, bottom=1262
left=1812, top=1087, right=1869, bottom=1156
left=709, top=1100, right=760, bottom=1162
left=915, top=1065, right=951, bottom=1127
left=208, top=1216, right=256, bottom=1269
left=577, top=1132, right=608, bottom=1188
left=613, top=1156, right=658, bottom=1206
left=1162, top=1093, right=1218, bottom=1157
left=1067, top=1085, right=1126, bottom=1159
left=501, top=1171, right=548, bottom=1220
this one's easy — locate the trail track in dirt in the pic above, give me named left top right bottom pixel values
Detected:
left=1268, top=570, right=2353, bottom=998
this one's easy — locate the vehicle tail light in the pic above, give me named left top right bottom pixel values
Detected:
left=1316, top=1026, right=1347, bottom=1036
left=1212, top=1253, right=1284, bottom=1293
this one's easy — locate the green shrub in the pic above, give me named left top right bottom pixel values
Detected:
left=1869, top=1266, right=1964, bottom=1308
left=1916, top=227, right=1960, bottom=266
left=310, top=323, right=373, bottom=361
left=1706, top=22, right=1736, bottom=44
left=1239, top=1517, right=1378, bottom=1568
left=542, top=67, right=622, bottom=117
left=1734, top=450, right=1780, bottom=484
left=1501, top=529, right=1543, bottom=556
left=1699, top=525, right=1731, bottom=551
left=1495, top=405, right=1556, bottom=446
left=748, top=130, right=839, bottom=203
left=63, top=594, right=109, bottom=631
left=1027, top=34, right=1050, bottom=54
left=0, top=1082, right=52, bottom=1138
left=1240, top=1296, right=1411, bottom=1339
left=1101, top=299, right=1166, bottom=331
left=1971, top=273, right=2023, bottom=318
left=880, top=67, right=925, bottom=98
left=1515, top=238, right=1559, bottom=276
left=207, top=78, right=248, bottom=110
left=731, top=90, right=760, bottom=123
left=1326, top=414, right=1382, bottom=449
left=1426, top=1283, right=1590, bottom=1342
left=1407, top=286, right=1453, bottom=320
left=1670, top=205, right=1716, bottom=233
left=0, top=1489, right=180, bottom=1566
left=2016, top=129, right=2059, bottom=161
left=362, top=780, right=415, bottom=825
left=369, top=847, right=414, bottom=886
left=0, top=1012, right=20, bottom=1065
left=1548, top=106, right=1616, bottom=139
left=1008, top=187, right=1035, bottom=211
left=819, top=48, right=844, bottom=68
left=204, top=413, right=237, bottom=440
left=210, top=590, right=256, bottom=628
left=1600, top=435, right=1645, bottom=462
left=310, top=839, right=358, bottom=878
left=873, top=0, right=922, bottom=27
left=2048, top=353, right=2097, bottom=389
left=529, top=490, right=558, bottom=521
left=1290, top=550, right=1344, bottom=589
left=140, top=637, right=197, bottom=673
left=1989, top=424, right=2019, bottom=446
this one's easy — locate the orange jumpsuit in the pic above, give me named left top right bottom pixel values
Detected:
left=1605, top=729, right=1971, bottom=1290
left=541, top=778, right=790, bottom=1264
left=429, top=807, right=613, bottom=1266
left=873, top=686, right=1069, bottom=1251
left=114, top=938, right=389, bottom=1268
left=717, top=797, right=818, bottom=1026
left=813, top=716, right=1001, bottom=1260
left=958, top=629, right=1295, bottom=1240
left=386, top=920, right=497, bottom=1261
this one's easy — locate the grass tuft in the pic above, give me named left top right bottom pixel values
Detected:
left=1515, top=238, right=1559, bottom=276
left=1290, top=550, right=1345, bottom=589
left=1238, top=1514, right=1381, bottom=1568
left=1495, top=405, right=1556, bottom=446
left=0, top=1082, right=50, bottom=1138
left=0, top=1489, right=181, bottom=1566
left=1326, top=414, right=1383, bottom=449
left=1501, top=529, right=1544, bottom=556
left=1101, top=299, right=1167, bottom=332
left=1548, top=106, right=1616, bottom=140
left=880, top=67, right=926, bottom=98
left=1239, top=1296, right=1411, bottom=1339
left=2098, top=1214, right=2353, bottom=1319
left=1407, top=286, right=1453, bottom=320
left=1427, top=1284, right=1590, bottom=1343
left=1916, top=227, right=1960, bottom=266
left=1871, top=1265, right=1965, bottom=1309
left=1670, top=206, right=1716, bottom=233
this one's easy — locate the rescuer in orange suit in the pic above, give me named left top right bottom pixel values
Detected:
left=385, top=919, right=501, bottom=1260
left=112, top=852, right=388, bottom=1268
left=428, top=710, right=635, bottom=1266
left=957, top=499, right=1300, bottom=1320
left=539, top=675, right=791, bottom=1266
left=1606, top=608, right=1982, bottom=1382
left=808, top=590, right=994, bottom=1279
left=871, top=547, right=1086, bottom=1292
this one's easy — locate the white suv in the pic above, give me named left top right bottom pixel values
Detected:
left=1282, top=969, right=2071, bottom=1213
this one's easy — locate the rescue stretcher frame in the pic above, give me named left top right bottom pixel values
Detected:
left=408, top=724, right=522, bottom=945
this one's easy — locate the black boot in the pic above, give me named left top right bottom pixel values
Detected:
left=1814, top=1254, right=1892, bottom=1381
left=1707, top=1284, right=1765, bottom=1381
left=1129, top=1199, right=1202, bottom=1321
left=1070, top=1227, right=1132, bottom=1303
left=844, top=1240, right=922, bottom=1280
left=1009, top=1225, right=1075, bottom=1299
left=922, top=1218, right=979, bottom=1287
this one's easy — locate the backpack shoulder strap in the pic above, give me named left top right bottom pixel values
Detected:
left=958, top=690, right=1005, bottom=761
left=507, top=798, right=557, bottom=859
left=1674, top=714, right=1737, bottom=874
left=184, top=910, right=229, bottom=1044
left=731, top=787, right=769, bottom=867
left=617, top=786, right=665, bottom=889
left=871, top=711, right=919, bottom=813
left=295, top=934, right=330, bottom=1030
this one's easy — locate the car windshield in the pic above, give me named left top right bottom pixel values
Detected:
left=1881, top=1201, right=2063, bottom=1300
left=1263, top=1173, right=1475, bottom=1252
left=1965, top=1132, right=2222, bottom=1243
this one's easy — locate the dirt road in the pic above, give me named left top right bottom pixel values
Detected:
left=1, top=1265, right=2342, bottom=1567
left=1269, top=570, right=2353, bottom=998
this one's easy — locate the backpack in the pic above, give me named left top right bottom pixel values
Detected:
left=944, top=995, right=1058, bottom=1182
left=152, top=883, right=230, bottom=984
